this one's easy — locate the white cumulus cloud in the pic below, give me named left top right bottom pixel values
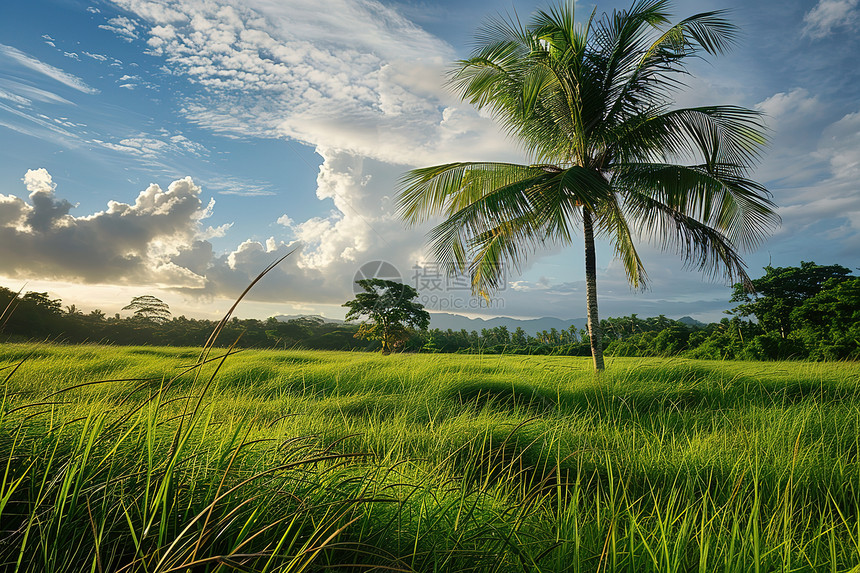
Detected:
left=0, top=170, right=213, bottom=286
left=0, top=168, right=422, bottom=308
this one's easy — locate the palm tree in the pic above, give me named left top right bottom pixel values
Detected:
left=396, top=0, right=778, bottom=370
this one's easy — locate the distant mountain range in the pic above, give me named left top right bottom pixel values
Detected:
left=428, top=313, right=705, bottom=334
left=427, top=313, right=587, bottom=335
left=272, top=312, right=583, bottom=334
left=273, top=312, right=706, bottom=336
left=677, top=316, right=707, bottom=328
left=272, top=314, right=344, bottom=324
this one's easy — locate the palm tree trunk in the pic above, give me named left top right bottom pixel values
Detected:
left=583, top=209, right=605, bottom=371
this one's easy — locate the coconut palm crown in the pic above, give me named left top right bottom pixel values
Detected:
left=396, top=0, right=779, bottom=371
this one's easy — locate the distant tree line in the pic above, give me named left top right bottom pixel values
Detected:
left=404, top=262, right=857, bottom=361
left=0, top=288, right=371, bottom=350
left=1, top=262, right=857, bottom=360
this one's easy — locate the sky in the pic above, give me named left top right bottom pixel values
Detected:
left=0, top=0, right=858, bottom=324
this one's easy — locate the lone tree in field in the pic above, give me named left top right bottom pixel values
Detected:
left=344, top=279, right=430, bottom=354
left=397, top=0, right=778, bottom=371
left=122, top=295, right=171, bottom=324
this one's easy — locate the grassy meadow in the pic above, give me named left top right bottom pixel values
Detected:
left=1, top=343, right=860, bottom=572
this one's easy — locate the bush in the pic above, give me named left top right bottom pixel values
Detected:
left=742, top=333, right=807, bottom=360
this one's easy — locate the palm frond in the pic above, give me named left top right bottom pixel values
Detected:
left=592, top=197, right=648, bottom=288
left=677, top=10, right=738, bottom=55
left=591, top=7, right=739, bottom=133
left=623, top=191, right=756, bottom=288
left=399, top=161, right=618, bottom=295
left=614, top=161, right=779, bottom=252
left=607, top=106, right=768, bottom=172
left=427, top=204, right=542, bottom=293
left=397, top=163, right=544, bottom=224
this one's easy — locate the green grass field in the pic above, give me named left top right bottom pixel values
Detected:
left=2, top=343, right=859, bottom=572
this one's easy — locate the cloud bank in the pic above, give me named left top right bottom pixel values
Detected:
left=0, top=168, right=427, bottom=309
left=0, top=169, right=210, bottom=286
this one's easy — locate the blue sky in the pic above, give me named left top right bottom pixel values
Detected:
left=1, top=0, right=858, bottom=323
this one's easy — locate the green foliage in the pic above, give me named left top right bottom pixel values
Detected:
left=21, top=291, right=63, bottom=315
left=731, top=262, right=859, bottom=360
left=2, top=345, right=860, bottom=571
left=743, top=332, right=805, bottom=361
left=731, top=261, right=852, bottom=338
left=791, top=277, right=860, bottom=360
left=122, top=294, right=172, bottom=323
left=1, top=287, right=65, bottom=338
left=343, top=278, right=430, bottom=354
left=0, top=286, right=366, bottom=349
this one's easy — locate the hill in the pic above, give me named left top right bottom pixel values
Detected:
left=419, top=312, right=587, bottom=336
